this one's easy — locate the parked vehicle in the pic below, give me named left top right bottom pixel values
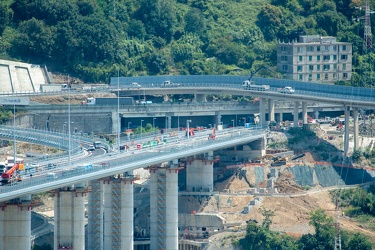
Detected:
left=130, top=82, right=141, bottom=88
left=278, top=86, right=295, bottom=94
left=87, top=145, right=95, bottom=151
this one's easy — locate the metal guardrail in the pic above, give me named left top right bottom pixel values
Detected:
left=0, top=127, right=266, bottom=202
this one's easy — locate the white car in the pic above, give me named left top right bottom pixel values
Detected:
left=87, top=145, right=95, bottom=151
left=131, top=82, right=141, bottom=88
left=279, top=86, right=295, bottom=94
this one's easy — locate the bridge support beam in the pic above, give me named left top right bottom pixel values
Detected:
left=344, top=106, right=350, bottom=156
left=293, top=101, right=299, bottom=127
left=185, top=157, right=214, bottom=192
left=194, top=94, right=206, bottom=102
left=103, top=176, right=136, bottom=250
left=0, top=195, right=33, bottom=250
left=259, top=98, right=266, bottom=127
left=87, top=180, right=104, bottom=250
left=302, top=102, right=307, bottom=124
left=353, top=107, right=359, bottom=150
left=54, top=184, right=86, bottom=250
left=148, top=164, right=181, bottom=250
left=268, top=99, right=275, bottom=122
left=215, top=113, right=221, bottom=127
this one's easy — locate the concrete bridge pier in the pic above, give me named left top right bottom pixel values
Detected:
left=344, top=106, right=350, bottom=156
left=87, top=179, right=104, bottom=250
left=259, top=98, right=266, bottom=127
left=0, top=195, right=33, bottom=250
left=268, top=99, right=275, bottom=122
left=302, top=102, right=307, bottom=124
left=103, top=175, right=137, bottom=250
left=215, top=112, right=221, bottom=127
left=54, top=184, right=86, bottom=250
left=293, top=101, right=300, bottom=127
left=111, top=111, right=119, bottom=134
left=185, top=156, right=214, bottom=192
left=147, top=163, right=182, bottom=250
left=353, top=107, right=359, bottom=150
left=194, top=94, right=206, bottom=102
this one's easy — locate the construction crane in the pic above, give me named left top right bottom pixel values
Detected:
left=248, top=65, right=277, bottom=81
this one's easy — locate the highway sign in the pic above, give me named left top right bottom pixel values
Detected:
left=0, top=97, right=30, bottom=105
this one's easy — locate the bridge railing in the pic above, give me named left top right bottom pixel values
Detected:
left=0, top=127, right=266, bottom=198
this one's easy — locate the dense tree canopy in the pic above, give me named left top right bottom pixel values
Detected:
left=0, top=0, right=374, bottom=86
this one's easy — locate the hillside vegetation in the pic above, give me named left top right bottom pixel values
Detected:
left=0, top=0, right=374, bottom=85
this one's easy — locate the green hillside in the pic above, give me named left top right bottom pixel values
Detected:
left=0, top=0, right=373, bottom=86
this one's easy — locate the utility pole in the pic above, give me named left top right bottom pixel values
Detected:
left=356, top=0, right=374, bottom=53
left=334, top=198, right=342, bottom=250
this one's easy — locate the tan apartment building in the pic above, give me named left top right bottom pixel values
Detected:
left=277, top=35, right=352, bottom=83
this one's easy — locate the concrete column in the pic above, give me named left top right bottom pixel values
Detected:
left=121, top=178, right=134, bottom=250
left=344, top=106, right=350, bottom=156
left=0, top=196, right=32, bottom=250
left=278, top=112, right=283, bottom=123
left=194, top=94, right=206, bottom=102
left=165, top=168, right=179, bottom=250
left=353, top=107, right=359, bottom=150
left=54, top=187, right=86, bottom=250
left=259, top=98, right=266, bottom=127
left=111, top=111, right=119, bottom=135
left=87, top=180, right=103, bottom=250
left=293, top=101, right=299, bottom=127
left=167, top=116, right=172, bottom=130
left=215, top=112, right=221, bottom=127
left=186, top=159, right=213, bottom=192
left=148, top=165, right=181, bottom=250
left=302, top=102, right=307, bottom=124
left=149, top=170, right=158, bottom=250
left=103, top=180, right=112, bottom=249
left=268, top=99, right=275, bottom=122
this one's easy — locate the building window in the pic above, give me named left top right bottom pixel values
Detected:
left=307, top=46, right=314, bottom=52
left=333, top=73, right=336, bottom=78
left=299, top=74, right=303, bottom=80
left=342, top=64, right=346, bottom=70
left=341, top=55, right=348, bottom=60
left=317, top=65, right=321, bottom=71
left=308, top=74, right=312, bottom=80
left=333, top=55, right=337, bottom=61
left=323, top=55, right=330, bottom=61
left=317, top=46, right=321, bottom=52
left=297, top=47, right=302, bottom=53
left=317, top=55, right=320, bottom=61
left=309, top=65, right=314, bottom=71
left=281, top=46, right=287, bottom=53
left=309, top=56, right=312, bottom=61
left=324, top=73, right=329, bottom=80
left=333, top=45, right=337, bottom=51
left=317, top=74, right=320, bottom=80
left=281, top=55, right=288, bottom=61
left=343, top=73, right=348, bottom=78
left=342, top=45, right=347, bottom=51
left=299, top=56, right=303, bottom=61
left=297, top=65, right=302, bottom=72
left=282, top=65, right=288, bottom=71
left=323, top=65, right=330, bottom=71
left=334, top=64, right=337, bottom=70
left=324, top=46, right=329, bottom=51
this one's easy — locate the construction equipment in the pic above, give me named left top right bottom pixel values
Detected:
left=208, top=127, right=216, bottom=140
left=1, top=163, right=21, bottom=184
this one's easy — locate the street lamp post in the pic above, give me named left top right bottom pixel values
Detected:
left=141, top=120, right=144, bottom=140
left=187, top=120, right=192, bottom=140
